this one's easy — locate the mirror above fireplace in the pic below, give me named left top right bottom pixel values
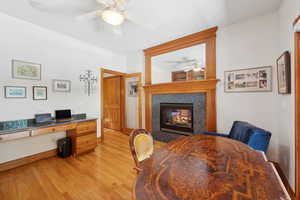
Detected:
left=152, top=44, right=206, bottom=84
left=144, top=26, right=218, bottom=86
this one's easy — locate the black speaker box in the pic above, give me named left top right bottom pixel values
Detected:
left=57, top=137, right=72, bottom=158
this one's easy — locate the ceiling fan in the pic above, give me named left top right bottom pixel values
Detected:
left=165, top=57, right=205, bottom=72
left=28, top=0, right=148, bottom=35
left=78, top=0, right=129, bottom=26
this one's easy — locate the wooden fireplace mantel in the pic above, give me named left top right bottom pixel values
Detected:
left=144, top=79, right=218, bottom=94
left=143, top=79, right=219, bottom=132
left=143, top=27, right=218, bottom=134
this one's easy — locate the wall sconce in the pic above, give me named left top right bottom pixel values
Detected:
left=79, top=70, right=98, bottom=96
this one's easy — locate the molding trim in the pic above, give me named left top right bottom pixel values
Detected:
left=101, top=68, right=126, bottom=76
left=143, top=27, right=218, bottom=85
left=143, top=79, right=219, bottom=94
left=143, top=27, right=218, bottom=57
left=271, top=162, right=295, bottom=199
left=123, top=73, right=143, bottom=129
left=0, top=149, right=57, bottom=172
left=295, top=32, right=300, bottom=200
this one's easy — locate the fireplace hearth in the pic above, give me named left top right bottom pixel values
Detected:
left=160, top=103, right=193, bottom=136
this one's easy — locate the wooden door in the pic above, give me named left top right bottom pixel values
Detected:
left=103, top=76, right=122, bottom=131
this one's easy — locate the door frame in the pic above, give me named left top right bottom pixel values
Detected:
left=294, top=14, right=300, bottom=200
left=100, top=69, right=143, bottom=140
left=123, top=72, right=143, bottom=134
left=100, top=68, right=126, bottom=141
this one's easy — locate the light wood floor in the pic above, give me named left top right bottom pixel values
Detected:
left=0, top=129, right=165, bottom=200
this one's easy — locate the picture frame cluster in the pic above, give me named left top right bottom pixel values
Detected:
left=224, top=66, right=272, bottom=93
left=4, top=59, right=72, bottom=100
left=224, top=51, right=291, bottom=94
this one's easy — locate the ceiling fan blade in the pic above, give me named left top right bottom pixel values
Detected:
left=28, top=0, right=103, bottom=15
left=111, top=25, right=123, bottom=36
left=96, top=0, right=116, bottom=7
left=165, top=61, right=182, bottom=64
left=91, top=19, right=124, bottom=36
left=115, top=0, right=130, bottom=10
left=176, top=66, right=192, bottom=71
left=96, top=0, right=128, bottom=9
left=76, top=10, right=101, bottom=21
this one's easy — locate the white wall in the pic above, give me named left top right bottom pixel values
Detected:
left=126, top=51, right=144, bottom=74
left=217, top=13, right=280, bottom=159
left=0, top=12, right=126, bottom=163
left=216, top=11, right=298, bottom=189
left=277, top=0, right=300, bottom=191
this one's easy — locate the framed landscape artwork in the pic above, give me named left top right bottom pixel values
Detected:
left=33, top=86, right=47, bottom=100
left=53, top=80, right=71, bottom=92
left=12, top=60, right=41, bottom=80
left=277, top=51, right=291, bottom=94
left=4, top=86, right=27, bottom=98
left=224, top=66, right=272, bottom=93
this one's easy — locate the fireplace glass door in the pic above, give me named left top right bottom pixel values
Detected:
left=160, top=103, right=193, bottom=135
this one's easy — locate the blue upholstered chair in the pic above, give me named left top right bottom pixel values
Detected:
left=202, top=121, right=271, bottom=153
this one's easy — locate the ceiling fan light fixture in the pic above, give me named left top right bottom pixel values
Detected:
left=193, top=67, right=202, bottom=72
left=102, top=9, right=125, bottom=26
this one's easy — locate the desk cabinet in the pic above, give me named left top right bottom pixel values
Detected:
left=67, top=120, right=97, bottom=156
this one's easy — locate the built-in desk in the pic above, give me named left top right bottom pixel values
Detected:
left=0, top=116, right=98, bottom=171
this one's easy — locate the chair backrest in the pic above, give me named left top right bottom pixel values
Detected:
left=229, top=121, right=272, bottom=153
left=247, top=129, right=272, bottom=153
left=129, top=129, right=154, bottom=167
left=229, top=121, right=256, bottom=143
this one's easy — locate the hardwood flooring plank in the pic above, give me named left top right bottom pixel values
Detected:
left=0, top=129, right=165, bottom=200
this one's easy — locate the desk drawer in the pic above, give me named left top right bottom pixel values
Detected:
left=31, top=124, right=76, bottom=136
left=0, top=131, right=30, bottom=142
left=76, top=121, right=97, bottom=135
left=55, top=124, right=77, bottom=132
left=75, top=133, right=97, bottom=155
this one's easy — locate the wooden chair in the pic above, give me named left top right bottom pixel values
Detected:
left=129, top=129, right=154, bottom=172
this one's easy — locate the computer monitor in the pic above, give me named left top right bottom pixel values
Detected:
left=55, top=109, right=72, bottom=121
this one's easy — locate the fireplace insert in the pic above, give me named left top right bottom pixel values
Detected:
left=160, top=103, right=193, bottom=135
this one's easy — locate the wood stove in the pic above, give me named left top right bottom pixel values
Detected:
left=160, top=103, right=193, bottom=136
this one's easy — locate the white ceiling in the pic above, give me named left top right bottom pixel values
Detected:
left=0, top=0, right=281, bottom=54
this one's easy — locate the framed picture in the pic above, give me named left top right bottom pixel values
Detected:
left=53, top=80, right=71, bottom=92
left=12, top=60, right=41, bottom=80
left=4, top=86, right=27, bottom=98
left=224, top=66, right=272, bottom=93
left=277, top=51, right=291, bottom=94
left=128, top=81, right=138, bottom=97
left=33, top=86, right=47, bottom=100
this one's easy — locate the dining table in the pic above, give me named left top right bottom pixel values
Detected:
left=134, top=134, right=290, bottom=200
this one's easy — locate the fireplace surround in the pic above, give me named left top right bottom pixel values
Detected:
left=152, top=93, right=206, bottom=142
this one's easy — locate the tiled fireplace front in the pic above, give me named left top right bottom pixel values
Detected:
left=152, top=93, right=206, bottom=142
